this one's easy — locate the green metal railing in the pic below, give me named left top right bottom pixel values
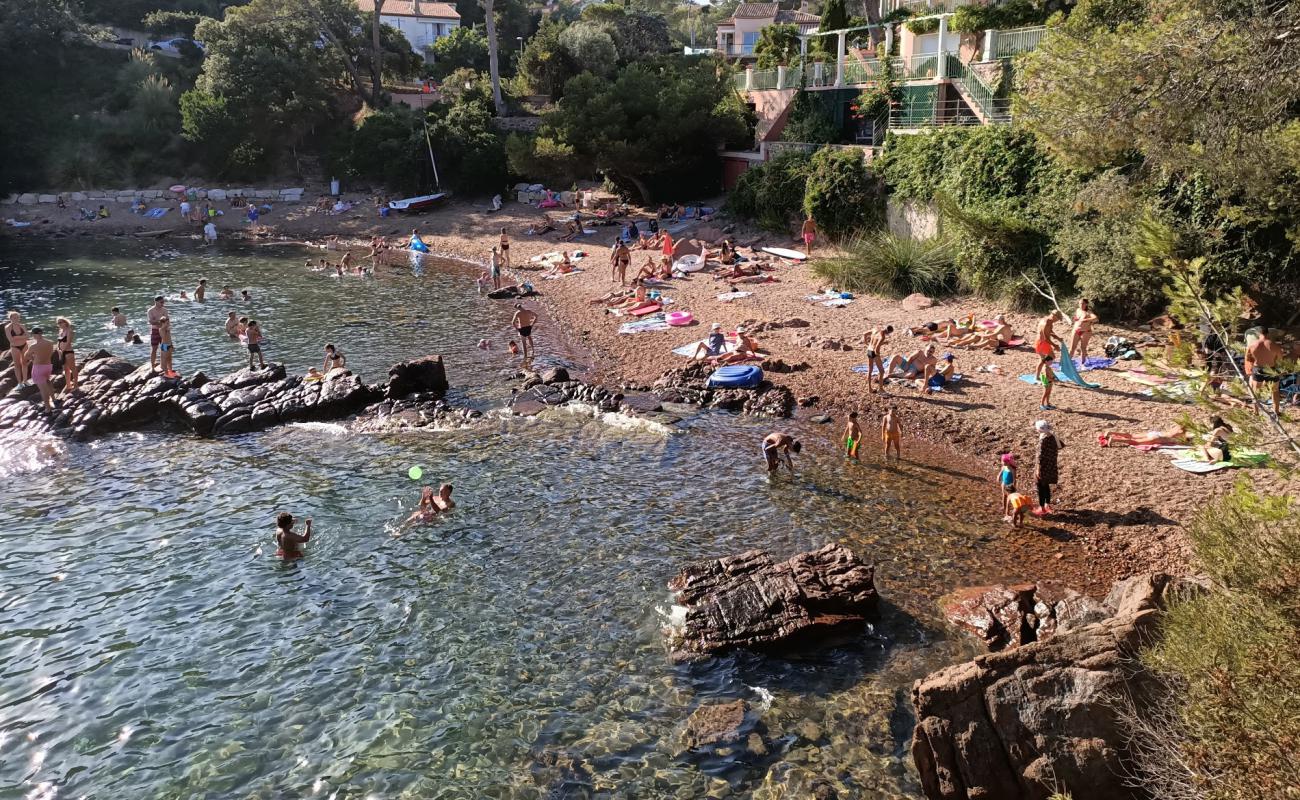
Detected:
left=946, top=53, right=1010, bottom=123
left=991, top=26, right=1046, bottom=59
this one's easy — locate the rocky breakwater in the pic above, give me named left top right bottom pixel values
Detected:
left=652, top=361, right=796, bottom=417
left=911, top=573, right=1207, bottom=800
left=0, top=351, right=455, bottom=439
left=666, top=543, right=879, bottom=661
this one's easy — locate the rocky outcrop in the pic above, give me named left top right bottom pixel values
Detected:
left=0, top=350, right=453, bottom=439
left=912, top=573, right=1209, bottom=800
left=666, top=543, right=878, bottom=661
left=652, top=361, right=795, bottom=418
left=941, top=583, right=1110, bottom=652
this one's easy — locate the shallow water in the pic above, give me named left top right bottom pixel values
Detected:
left=2, top=241, right=1031, bottom=799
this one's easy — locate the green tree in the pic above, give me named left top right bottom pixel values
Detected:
left=429, top=26, right=490, bottom=79
left=559, top=22, right=618, bottom=78
left=803, top=146, right=881, bottom=240
left=142, top=10, right=207, bottom=37
left=516, top=19, right=576, bottom=100
left=781, top=91, right=842, bottom=144
left=753, top=23, right=801, bottom=68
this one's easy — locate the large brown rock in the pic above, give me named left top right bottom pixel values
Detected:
left=385, top=354, right=449, bottom=398
left=941, top=583, right=1109, bottom=653
left=912, top=609, right=1161, bottom=800
left=666, top=543, right=878, bottom=660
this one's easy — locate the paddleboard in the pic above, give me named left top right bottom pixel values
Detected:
left=761, top=247, right=808, bottom=261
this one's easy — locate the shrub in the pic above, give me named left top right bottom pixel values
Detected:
left=803, top=146, right=882, bottom=240
left=726, top=150, right=810, bottom=233
left=781, top=91, right=842, bottom=145
left=810, top=231, right=956, bottom=297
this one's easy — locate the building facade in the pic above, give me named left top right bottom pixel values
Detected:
left=358, top=0, right=461, bottom=60
left=715, top=3, right=820, bottom=59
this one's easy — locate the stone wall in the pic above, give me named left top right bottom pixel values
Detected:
left=887, top=198, right=941, bottom=240
left=2, top=187, right=307, bottom=206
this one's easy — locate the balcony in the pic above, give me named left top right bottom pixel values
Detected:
left=718, top=42, right=757, bottom=57
left=880, top=0, right=974, bottom=13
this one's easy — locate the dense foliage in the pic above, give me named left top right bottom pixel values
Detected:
left=516, top=6, right=671, bottom=100
left=803, top=147, right=880, bottom=240
left=725, top=151, right=811, bottom=233
left=429, top=26, right=490, bottom=80
left=752, top=23, right=801, bottom=69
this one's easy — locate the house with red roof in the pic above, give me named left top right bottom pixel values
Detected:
left=357, top=0, right=461, bottom=61
left=715, top=3, right=820, bottom=59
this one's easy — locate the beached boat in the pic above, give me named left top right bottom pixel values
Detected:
left=388, top=193, right=448, bottom=213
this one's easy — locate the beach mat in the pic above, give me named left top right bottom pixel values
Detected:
left=716, top=291, right=751, bottom=302
left=145, top=208, right=169, bottom=218
left=619, top=315, right=670, bottom=334
left=1056, top=344, right=1101, bottom=388
left=1171, top=449, right=1269, bottom=473
left=672, top=339, right=739, bottom=357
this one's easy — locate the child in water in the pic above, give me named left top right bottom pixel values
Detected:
left=843, top=411, right=861, bottom=460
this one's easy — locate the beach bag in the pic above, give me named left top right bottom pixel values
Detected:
left=1104, top=336, right=1132, bottom=359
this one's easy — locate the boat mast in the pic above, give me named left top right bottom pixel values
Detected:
left=422, top=114, right=441, bottom=192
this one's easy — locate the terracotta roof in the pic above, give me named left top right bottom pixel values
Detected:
left=357, top=0, right=460, bottom=19
left=775, top=8, right=819, bottom=23
left=733, top=3, right=780, bottom=18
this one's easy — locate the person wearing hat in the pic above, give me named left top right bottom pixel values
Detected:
left=714, top=325, right=761, bottom=366
left=922, top=353, right=957, bottom=393
left=1033, top=420, right=1064, bottom=516
left=692, top=323, right=729, bottom=361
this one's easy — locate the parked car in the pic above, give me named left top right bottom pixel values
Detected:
left=147, top=38, right=205, bottom=56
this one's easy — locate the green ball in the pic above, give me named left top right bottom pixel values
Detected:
left=407, top=466, right=423, bottom=480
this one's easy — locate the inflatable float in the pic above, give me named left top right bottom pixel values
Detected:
left=666, top=310, right=693, bottom=326
left=707, top=364, right=763, bottom=388
left=673, top=254, right=705, bottom=273
left=760, top=247, right=808, bottom=261
left=628, top=303, right=662, bottom=317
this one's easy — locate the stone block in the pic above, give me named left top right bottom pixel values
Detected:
left=18, top=193, right=37, bottom=205
left=1, top=194, right=17, bottom=205
left=38, top=194, right=58, bottom=204
left=71, top=192, right=86, bottom=202
left=207, top=189, right=226, bottom=200
left=145, top=190, right=162, bottom=199
left=253, top=189, right=273, bottom=199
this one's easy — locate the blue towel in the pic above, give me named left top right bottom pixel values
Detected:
left=1056, top=344, right=1101, bottom=388
left=145, top=207, right=169, bottom=219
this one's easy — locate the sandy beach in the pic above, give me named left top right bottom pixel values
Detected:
left=6, top=193, right=1294, bottom=591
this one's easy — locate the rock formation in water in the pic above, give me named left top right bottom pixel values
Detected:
left=941, top=583, right=1111, bottom=652
left=912, top=573, right=1208, bottom=800
left=666, top=543, right=879, bottom=661
left=651, top=361, right=796, bottom=418
left=0, top=350, right=454, bottom=439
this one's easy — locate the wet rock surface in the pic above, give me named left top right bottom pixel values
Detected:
left=0, top=350, right=455, bottom=439
left=667, top=543, right=879, bottom=660
left=651, top=361, right=795, bottom=418
left=912, top=573, right=1209, bottom=800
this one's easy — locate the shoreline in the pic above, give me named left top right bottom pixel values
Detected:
left=7, top=198, right=1288, bottom=595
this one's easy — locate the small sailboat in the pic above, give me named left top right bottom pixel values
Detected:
left=388, top=115, right=450, bottom=214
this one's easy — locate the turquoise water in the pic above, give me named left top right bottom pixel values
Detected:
left=0, top=241, right=1024, bottom=799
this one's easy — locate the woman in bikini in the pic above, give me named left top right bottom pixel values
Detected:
left=55, top=317, right=77, bottom=392
left=322, top=343, right=346, bottom=373
left=1068, top=298, right=1099, bottom=362
left=5, top=310, right=29, bottom=385
left=1099, top=424, right=1188, bottom=448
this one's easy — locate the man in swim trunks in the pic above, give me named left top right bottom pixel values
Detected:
left=146, top=296, right=166, bottom=370
left=843, top=411, right=862, bottom=460
left=225, top=311, right=239, bottom=338
left=762, top=431, right=801, bottom=473
left=111, top=307, right=127, bottom=327
left=5, top=310, right=29, bottom=385
left=246, top=320, right=267, bottom=370
left=881, top=405, right=902, bottom=459
left=801, top=216, right=817, bottom=253
left=1244, top=325, right=1284, bottom=415
left=490, top=246, right=503, bottom=290
left=432, top=483, right=455, bottom=511
left=195, top=279, right=207, bottom=301
left=275, top=512, right=312, bottom=559
left=25, top=327, right=55, bottom=411
left=220, top=286, right=234, bottom=300
left=860, top=325, right=893, bottom=393
left=241, top=290, right=252, bottom=302
left=158, top=316, right=175, bottom=376
left=1035, top=311, right=1066, bottom=358
left=512, top=304, right=538, bottom=358
left=879, top=345, right=933, bottom=382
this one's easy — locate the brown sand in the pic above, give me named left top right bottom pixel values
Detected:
left=8, top=195, right=1294, bottom=591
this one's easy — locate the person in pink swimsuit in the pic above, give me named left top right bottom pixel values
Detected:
left=26, top=327, right=56, bottom=411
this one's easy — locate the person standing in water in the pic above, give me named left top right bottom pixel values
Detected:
left=274, top=512, right=312, bottom=559
left=54, top=317, right=77, bottom=392
left=225, top=311, right=239, bottom=338
left=5, top=310, right=29, bottom=385
left=203, top=220, right=217, bottom=243
left=195, top=279, right=208, bottom=301
left=146, top=296, right=167, bottom=370
left=489, top=246, right=503, bottom=291
left=762, top=432, right=801, bottom=473
left=110, top=307, right=127, bottom=327
left=843, top=411, right=862, bottom=460
left=25, top=327, right=55, bottom=411
left=881, top=405, right=902, bottom=460
left=158, top=316, right=176, bottom=376
left=1032, top=419, right=1063, bottom=516
left=512, top=304, right=538, bottom=358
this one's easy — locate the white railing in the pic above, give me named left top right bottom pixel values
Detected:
left=989, top=25, right=1046, bottom=58
left=880, top=0, right=973, bottom=14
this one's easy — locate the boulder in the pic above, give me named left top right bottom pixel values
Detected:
left=385, top=355, right=449, bottom=398
left=902, top=293, right=935, bottom=311
left=666, top=543, right=878, bottom=660
left=18, top=194, right=37, bottom=205
left=540, top=366, right=570, bottom=384
left=38, top=194, right=58, bottom=204
left=678, top=700, right=749, bottom=750
left=207, top=189, right=226, bottom=201
left=941, top=583, right=1110, bottom=653
left=1, top=194, right=17, bottom=205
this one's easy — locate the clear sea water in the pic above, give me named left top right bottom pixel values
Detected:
left=0, top=240, right=1039, bottom=799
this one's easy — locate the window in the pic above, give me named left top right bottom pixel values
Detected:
left=742, top=31, right=758, bottom=54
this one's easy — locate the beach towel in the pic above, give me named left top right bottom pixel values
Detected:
left=542, top=268, right=584, bottom=280
left=1121, top=371, right=1174, bottom=386
left=619, top=315, right=671, bottom=334
left=672, top=339, right=739, bottom=357
left=820, top=298, right=853, bottom=307
left=1018, top=372, right=1071, bottom=387
left=1054, top=356, right=1116, bottom=372
left=1172, top=449, right=1269, bottom=473
left=716, top=291, right=752, bottom=302
left=1141, top=382, right=1197, bottom=403
left=1056, top=344, right=1101, bottom=389
left=145, top=208, right=169, bottom=219
left=852, top=363, right=917, bottom=379
left=921, top=374, right=964, bottom=392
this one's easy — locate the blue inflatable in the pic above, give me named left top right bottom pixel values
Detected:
left=409, top=235, right=430, bottom=253
left=707, top=364, right=763, bottom=389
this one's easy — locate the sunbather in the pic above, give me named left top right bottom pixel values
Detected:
left=1192, top=417, right=1234, bottom=463
left=949, top=315, right=1016, bottom=352
left=908, top=319, right=961, bottom=339
left=714, top=327, right=762, bottom=365
left=714, top=262, right=760, bottom=280
left=640, top=231, right=664, bottom=251
left=544, top=251, right=575, bottom=277
left=526, top=216, right=556, bottom=236
left=1099, top=424, right=1189, bottom=448
left=880, top=345, right=936, bottom=380
left=607, top=282, right=650, bottom=311
left=634, top=257, right=658, bottom=282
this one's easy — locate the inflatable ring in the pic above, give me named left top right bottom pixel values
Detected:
left=707, top=364, right=763, bottom=389
left=666, top=310, right=693, bottom=326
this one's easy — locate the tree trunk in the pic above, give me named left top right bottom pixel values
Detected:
left=320, top=23, right=371, bottom=105
left=370, top=0, right=386, bottom=106
left=618, top=172, right=652, bottom=205
left=482, top=0, right=506, bottom=116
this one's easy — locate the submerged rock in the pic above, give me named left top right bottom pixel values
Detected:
left=666, top=543, right=878, bottom=660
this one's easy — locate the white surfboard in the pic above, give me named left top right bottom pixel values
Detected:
left=761, top=246, right=808, bottom=261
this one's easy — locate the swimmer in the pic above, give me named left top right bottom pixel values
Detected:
left=179, top=290, right=189, bottom=300
left=225, top=311, right=239, bottom=338
left=305, top=367, right=323, bottom=381
left=922, top=353, right=956, bottom=394
left=692, top=323, right=728, bottom=361
left=762, top=432, right=801, bottom=473
left=220, top=286, right=234, bottom=300
left=195, top=279, right=207, bottom=301
left=477, top=339, right=492, bottom=351
left=323, top=343, right=346, bottom=372
left=843, top=411, right=861, bottom=460
left=237, top=316, right=249, bottom=338
left=403, top=484, right=455, bottom=527
left=881, top=405, right=902, bottom=460
left=124, top=328, right=142, bottom=345
left=340, top=251, right=353, bottom=271
left=240, top=290, right=252, bottom=302
left=274, top=512, right=312, bottom=559
left=110, top=307, right=127, bottom=327
left=508, top=341, right=520, bottom=356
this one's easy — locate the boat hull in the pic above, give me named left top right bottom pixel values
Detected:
left=388, top=193, right=448, bottom=213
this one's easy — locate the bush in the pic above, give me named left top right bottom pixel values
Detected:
left=726, top=150, right=810, bottom=233
left=781, top=91, right=842, bottom=144
left=428, top=26, right=489, bottom=81
left=803, top=146, right=882, bottom=240
left=810, top=232, right=956, bottom=297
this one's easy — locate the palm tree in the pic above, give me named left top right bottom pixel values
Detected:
left=482, top=0, right=506, bottom=116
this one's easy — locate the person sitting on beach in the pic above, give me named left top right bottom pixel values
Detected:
left=715, top=261, right=760, bottom=281
left=275, top=512, right=312, bottom=559
left=633, top=257, right=658, bottom=283
left=527, top=215, right=556, bottom=236
left=178, top=290, right=189, bottom=301
left=860, top=325, right=893, bottom=394
left=656, top=257, right=675, bottom=281
left=922, top=353, right=957, bottom=394
left=323, top=344, right=346, bottom=373
left=948, top=314, right=1016, bottom=352
left=880, top=345, right=935, bottom=381
left=1192, top=417, right=1234, bottom=463
left=544, top=252, right=575, bottom=277
left=719, top=239, right=738, bottom=265
left=762, top=432, right=801, bottom=473
left=1099, top=424, right=1189, bottom=448
left=111, top=307, right=127, bottom=327
left=692, top=323, right=729, bottom=361
left=560, top=219, right=581, bottom=243
left=640, top=231, right=664, bottom=251
left=713, top=326, right=762, bottom=366
left=608, top=282, right=650, bottom=312
left=97, top=205, right=110, bottom=219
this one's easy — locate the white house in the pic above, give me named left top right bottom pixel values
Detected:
left=357, top=0, right=461, bottom=60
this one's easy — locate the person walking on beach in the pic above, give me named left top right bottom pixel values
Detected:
left=1245, top=326, right=1283, bottom=416
left=275, top=512, right=312, bottom=559
left=882, top=405, right=902, bottom=460
left=612, top=241, right=630, bottom=285
left=5, top=310, right=29, bottom=385
left=1068, top=298, right=1098, bottom=362
left=1035, top=311, right=1065, bottom=359
left=25, top=328, right=55, bottom=411
left=245, top=320, right=267, bottom=370
left=147, top=296, right=166, bottom=370
left=1032, top=420, right=1063, bottom=517
left=512, top=304, right=538, bottom=358
left=54, top=317, right=77, bottom=392
left=801, top=216, right=818, bottom=254
left=843, top=411, right=862, bottom=460
left=499, top=228, right=511, bottom=269
left=762, top=432, right=801, bottom=473
left=861, top=325, right=892, bottom=394
left=1035, top=353, right=1056, bottom=410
